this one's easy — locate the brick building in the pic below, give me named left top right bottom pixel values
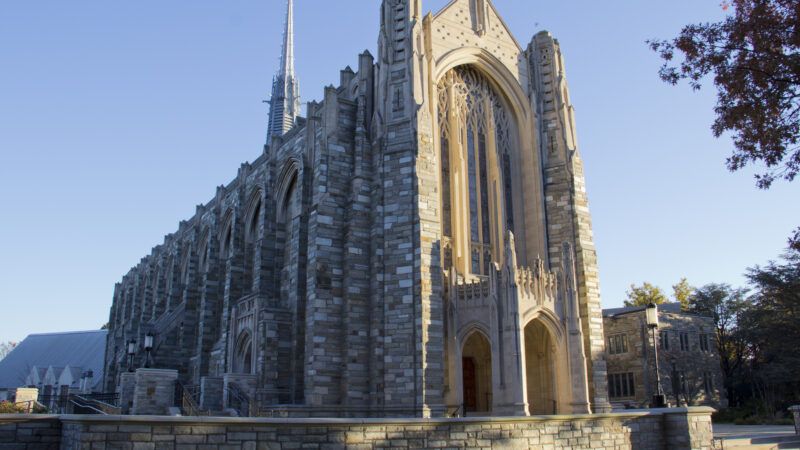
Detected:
left=104, top=0, right=612, bottom=417
left=603, top=303, right=726, bottom=409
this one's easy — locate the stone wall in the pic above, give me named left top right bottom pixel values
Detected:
left=2, top=407, right=714, bottom=450
left=0, top=415, right=61, bottom=449
left=603, top=307, right=725, bottom=409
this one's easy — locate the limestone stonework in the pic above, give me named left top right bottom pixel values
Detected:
left=104, top=0, right=611, bottom=417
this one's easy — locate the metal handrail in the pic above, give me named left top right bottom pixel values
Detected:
left=69, top=396, right=108, bottom=415
left=226, top=383, right=252, bottom=417
left=175, top=382, right=207, bottom=416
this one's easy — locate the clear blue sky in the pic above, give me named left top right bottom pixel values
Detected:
left=0, top=1, right=796, bottom=344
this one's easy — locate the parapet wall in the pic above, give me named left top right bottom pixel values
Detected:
left=1, top=407, right=714, bottom=450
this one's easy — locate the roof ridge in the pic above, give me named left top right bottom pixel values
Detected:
left=27, top=330, right=107, bottom=337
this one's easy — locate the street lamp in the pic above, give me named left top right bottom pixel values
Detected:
left=646, top=303, right=667, bottom=408
left=126, top=339, right=137, bottom=373
left=144, top=332, right=154, bottom=368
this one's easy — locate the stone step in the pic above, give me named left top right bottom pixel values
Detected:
left=720, top=435, right=800, bottom=449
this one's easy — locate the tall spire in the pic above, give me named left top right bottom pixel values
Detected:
left=266, top=0, right=301, bottom=143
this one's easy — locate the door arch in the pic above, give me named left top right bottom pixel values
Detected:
left=524, top=319, right=557, bottom=414
left=461, top=330, right=492, bottom=414
left=233, top=330, right=253, bottom=374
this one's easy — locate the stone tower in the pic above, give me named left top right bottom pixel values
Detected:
left=266, top=0, right=301, bottom=140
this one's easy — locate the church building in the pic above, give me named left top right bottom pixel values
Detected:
left=104, top=0, right=612, bottom=417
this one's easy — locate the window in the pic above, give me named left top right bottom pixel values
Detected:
left=680, top=332, right=690, bottom=351
left=607, top=334, right=628, bottom=355
left=703, top=372, right=714, bottom=394
left=608, top=373, right=636, bottom=399
left=660, top=331, right=670, bottom=350
left=699, top=333, right=710, bottom=352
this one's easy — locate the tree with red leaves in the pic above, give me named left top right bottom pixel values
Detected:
left=649, top=0, right=800, bottom=250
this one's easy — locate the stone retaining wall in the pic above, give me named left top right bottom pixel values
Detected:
left=0, top=415, right=61, bottom=449
left=1, top=407, right=714, bottom=450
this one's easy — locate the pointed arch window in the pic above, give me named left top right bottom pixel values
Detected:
left=438, top=66, right=516, bottom=277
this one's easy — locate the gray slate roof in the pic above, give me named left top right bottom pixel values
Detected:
left=602, top=302, right=683, bottom=318
left=0, top=330, right=107, bottom=390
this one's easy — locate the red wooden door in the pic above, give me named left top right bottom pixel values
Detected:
left=462, top=357, right=477, bottom=411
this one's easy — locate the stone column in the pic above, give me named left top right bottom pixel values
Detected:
left=118, top=372, right=136, bottom=414
left=13, top=388, right=38, bottom=413
left=663, top=407, right=715, bottom=450
left=131, top=368, right=178, bottom=415
left=790, top=405, right=800, bottom=435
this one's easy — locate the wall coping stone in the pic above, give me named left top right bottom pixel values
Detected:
left=0, top=406, right=711, bottom=426
left=134, top=368, right=179, bottom=376
left=0, top=414, right=60, bottom=424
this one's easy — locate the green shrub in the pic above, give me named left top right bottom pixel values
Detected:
left=0, top=401, right=26, bottom=414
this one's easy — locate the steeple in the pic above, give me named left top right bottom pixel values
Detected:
left=266, top=0, right=301, bottom=142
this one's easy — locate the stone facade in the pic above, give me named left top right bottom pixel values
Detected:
left=130, top=369, right=178, bottom=416
left=104, top=0, right=611, bottom=417
left=1, top=407, right=716, bottom=450
left=602, top=304, right=726, bottom=409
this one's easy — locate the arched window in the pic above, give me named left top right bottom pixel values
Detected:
left=244, top=195, right=262, bottom=293
left=438, top=66, right=515, bottom=277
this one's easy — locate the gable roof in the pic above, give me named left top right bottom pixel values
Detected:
left=432, top=0, right=522, bottom=50
left=602, top=302, right=683, bottom=318
left=0, top=330, right=107, bottom=390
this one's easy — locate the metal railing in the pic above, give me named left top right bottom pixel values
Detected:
left=175, top=382, right=207, bottom=417
left=226, top=383, right=253, bottom=417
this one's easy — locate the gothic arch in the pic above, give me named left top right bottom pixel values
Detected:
left=219, top=210, right=234, bottom=260
left=275, top=158, right=301, bottom=210
left=244, top=188, right=264, bottom=242
left=197, top=228, right=210, bottom=274
left=434, top=47, right=547, bottom=267
left=233, top=329, right=254, bottom=375
left=522, top=313, right=570, bottom=414
left=460, top=328, right=493, bottom=413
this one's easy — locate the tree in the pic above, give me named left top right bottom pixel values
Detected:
left=688, top=283, right=749, bottom=405
left=672, top=277, right=695, bottom=310
left=0, top=342, right=17, bottom=361
left=740, top=249, right=800, bottom=413
left=649, top=0, right=800, bottom=250
left=624, top=282, right=669, bottom=307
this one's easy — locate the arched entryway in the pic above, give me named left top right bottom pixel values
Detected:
left=524, top=319, right=556, bottom=414
left=461, top=331, right=492, bottom=414
left=233, top=331, right=253, bottom=374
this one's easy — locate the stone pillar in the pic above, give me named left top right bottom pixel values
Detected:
left=200, top=376, right=224, bottom=412
left=790, top=405, right=800, bottom=435
left=118, top=372, right=136, bottom=414
left=131, top=368, right=178, bottom=415
left=13, top=388, right=38, bottom=413
left=663, top=406, right=715, bottom=450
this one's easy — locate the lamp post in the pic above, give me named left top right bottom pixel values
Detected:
left=126, top=339, right=137, bottom=373
left=646, top=303, right=666, bottom=408
left=144, top=332, right=154, bottom=368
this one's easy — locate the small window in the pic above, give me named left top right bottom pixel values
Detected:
left=608, top=373, right=636, bottom=399
left=607, top=334, right=628, bottom=355
left=699, top=334, right=710, bottom=352
left=660, top=331, right=670, bottom=350
left=680, top=332, right=690, bottom=351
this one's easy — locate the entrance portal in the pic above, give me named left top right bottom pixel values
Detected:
left=525, top=319, right=556, bottom=414
left=461, top=331, right=492, bottom=414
